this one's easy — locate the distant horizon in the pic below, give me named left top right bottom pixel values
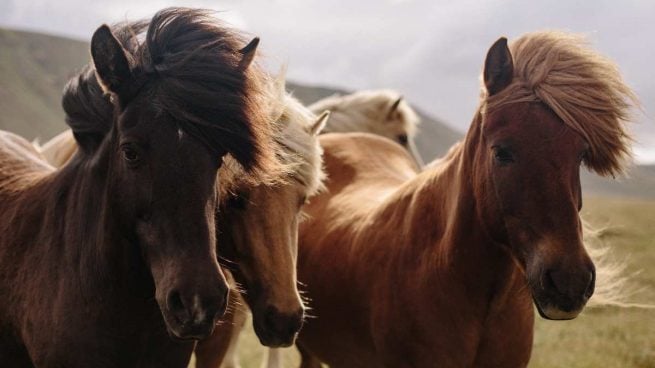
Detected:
left=1, top=0, right=653, bottom=164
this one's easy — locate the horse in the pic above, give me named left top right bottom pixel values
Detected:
left=247, top=90, right=425, bottom=368
left=35, top=42, right=327, bottom=368
left=309, top=90, right=424, bottom=168
left=194, top=81, right=328, bottom=368
left=294, top=31, right=637, bottom=367
left=0, top=8, right=281, bottom=367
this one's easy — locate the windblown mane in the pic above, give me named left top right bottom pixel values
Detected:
left=219, top=74, right=324, bottom=198
left=62, top=65, right=113, bottom=141
left=482, top=31, right=638, bottom=176
left=274, top=76, right=325, bottom=195
left=310, top=90, right=420, bottom=137
left=65, top=8, right=281, bottom=180
left=473, top=31, right=644, bottom=309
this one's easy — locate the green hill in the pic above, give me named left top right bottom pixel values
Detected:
left=0, top=27, right=462, bottom=159
left=0, top=27, right=652, bottom=199
left=0, top=28, right=88, bottom=141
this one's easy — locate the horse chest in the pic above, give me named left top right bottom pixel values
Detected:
left=471, top=298, right=534, bottom=367
left=371, top=301, right=481, bottom=367
left=370, top=308, right=532, bottom=368
left=368, top=272, right=534, bottom=368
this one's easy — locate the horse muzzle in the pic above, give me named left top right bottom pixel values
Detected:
left=532, top=264, right=595, bottom=320
left=252, top=305, right=305, bottom=347
left=161, top=288, right=229, bottom=340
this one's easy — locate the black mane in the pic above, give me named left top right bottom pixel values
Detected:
left=63, top=7, right=277, bottom=174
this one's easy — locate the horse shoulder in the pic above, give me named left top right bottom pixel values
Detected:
left=319, top=132, right=416, bottom=186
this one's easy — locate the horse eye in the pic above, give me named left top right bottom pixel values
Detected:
left=397, top=134, right=408, bottom=145
left=229, top=192, right=248, bottom=210
left=121, top=145, right=140, bottom=163
left=493, top=146, right=514, bottom=164
left=298, top=195, right=308, bottom=208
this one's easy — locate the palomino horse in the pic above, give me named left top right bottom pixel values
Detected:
left=0, top=8, right=280, bottom=367
left=35, top=33, right=327, bottom=368
left=295, top=32, right=636, bottom=367
left=194, top=81, right=328, bottom=368
left=310, top=90, right=424, bottom=167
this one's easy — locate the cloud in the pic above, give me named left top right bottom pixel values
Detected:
left=1, top=0, right=653, bottom=162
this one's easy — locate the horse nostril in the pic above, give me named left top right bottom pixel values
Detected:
left=544, top=266, right=595, bottom=300
left=264, top=306, right=279, bottom=331
left=263, top=306, right=304, bottom=337
left=544, top=269, right=558, bottom=292
left=167, top=290, right=189, bottom=323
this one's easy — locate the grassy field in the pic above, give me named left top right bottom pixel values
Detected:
left=190, top=196, right=655, bottom=368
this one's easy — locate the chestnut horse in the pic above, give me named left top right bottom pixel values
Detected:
left=194, top=82, right=328, bottom=368
left=310, top=90, right=424, bottom=167
left=295, top=32, right=636, bottom=367
left=0, top=8, right=280, bottom=367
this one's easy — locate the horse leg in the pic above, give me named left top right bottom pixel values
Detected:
left=297, top=343, right=323, bottom=368
left=260, top=348, right=282, bottom=368
left=194, top=289, right=248, bottom=368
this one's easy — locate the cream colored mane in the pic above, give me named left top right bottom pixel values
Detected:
left=33, top=131, right=77, bottom=168
left=309, top=89, right=420, bottom=139
left=483, top=31, right=638, bottom=177
left=219, top=74, right=324, bottom=198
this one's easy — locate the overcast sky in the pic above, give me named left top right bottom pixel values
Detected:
left=1, top=0, right=653, bottom=163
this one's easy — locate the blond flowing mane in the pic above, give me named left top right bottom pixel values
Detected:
left=310, top=89, right=420, bottom=138
left=276, top=94, right=325, bottom=196
left=479, top=31, right=646, bottom=310
left=219, top=74, right=324, bottom=198
left=583, top=221, right=653, bottom=309
left=483, top=31, right=638, bottom=177
left=34, top=130, right=77, bottom=168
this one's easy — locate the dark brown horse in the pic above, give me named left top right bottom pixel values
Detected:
left=34, top=43, right=324, bottom=368
left=0, top=8, right=278, bottom=367
left=295, top=32, right=636, bottom=367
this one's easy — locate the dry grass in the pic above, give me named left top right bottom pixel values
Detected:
left=530, top=197, right=655, bottom=368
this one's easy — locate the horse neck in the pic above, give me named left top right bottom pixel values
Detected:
left=30, top=136, right=142, bottom=290
left=367, top=113, right=517, bottom=297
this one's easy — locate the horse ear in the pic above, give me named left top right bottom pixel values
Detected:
left=239, top=37, right=260, bottom=70
left=484, top=37, right=514, bottom=96
left=310, top=111, right=330, bottom=136
left=387, top=96, right=403, bottom=119
left=90, top=24, right=133, bottom=97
